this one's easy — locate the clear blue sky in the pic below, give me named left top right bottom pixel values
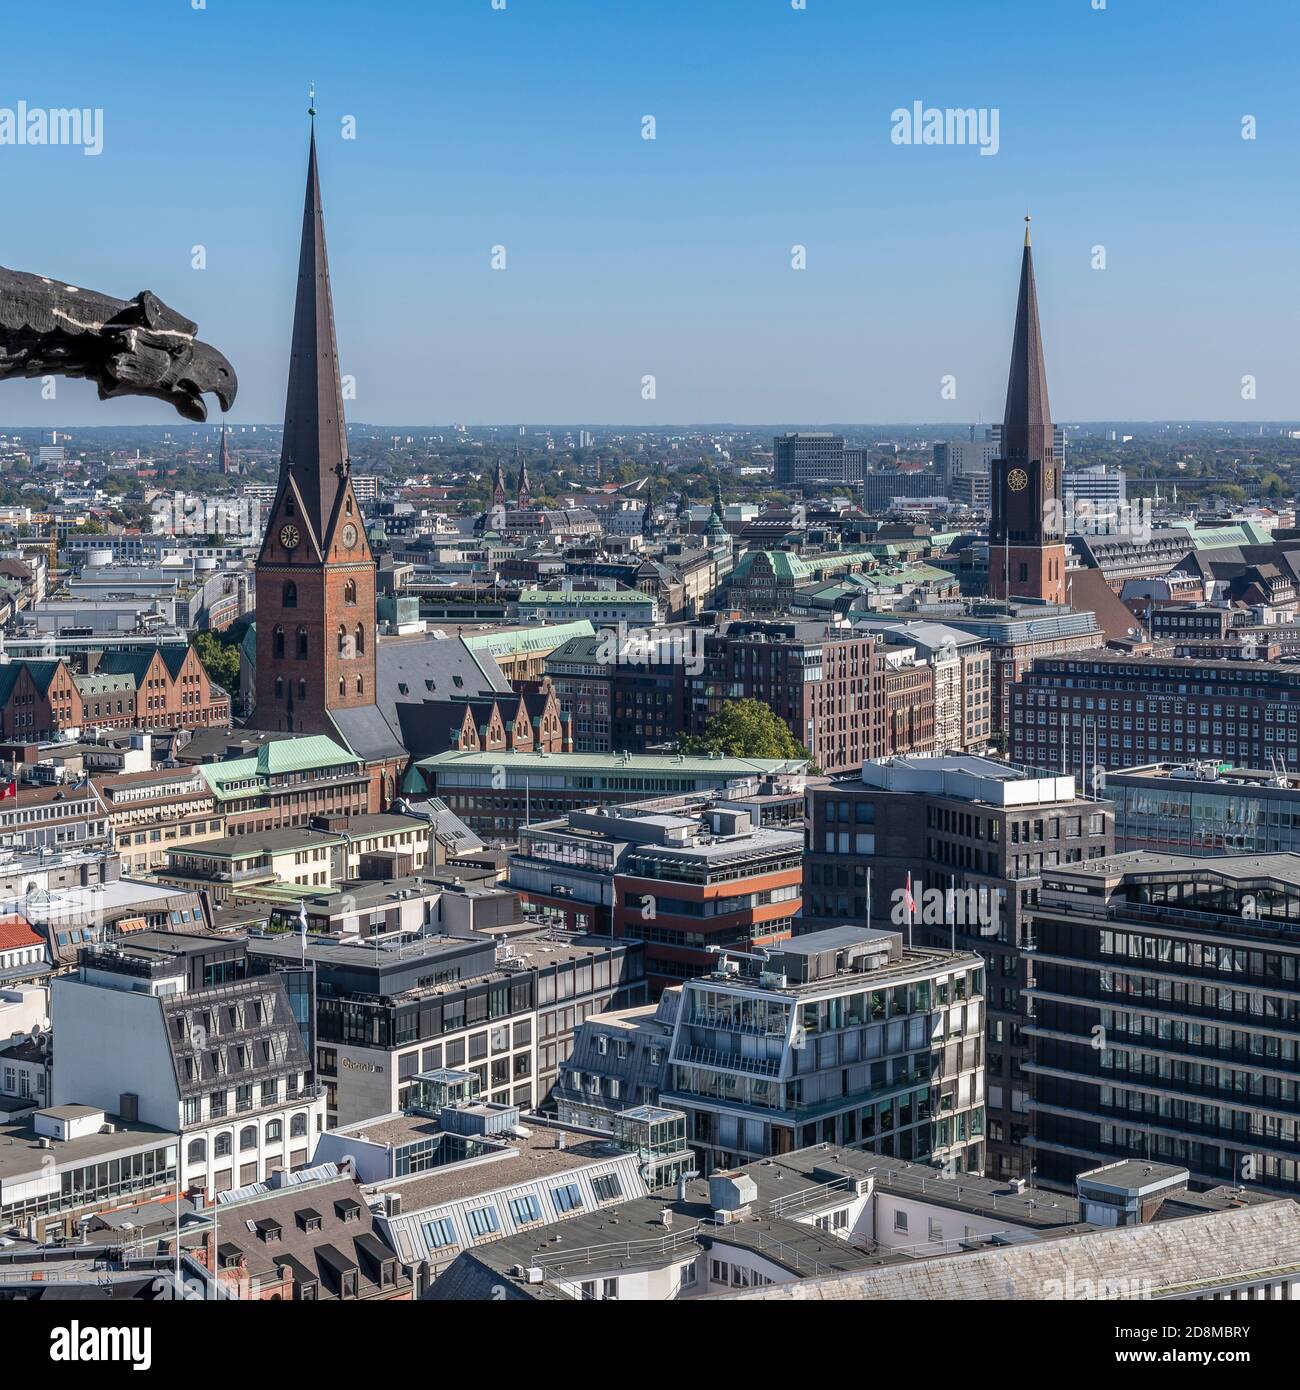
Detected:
left=1, top=0, right=1296, bottom=427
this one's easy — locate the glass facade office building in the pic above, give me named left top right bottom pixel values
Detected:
left=1109, top=764, right=1300, bottom=856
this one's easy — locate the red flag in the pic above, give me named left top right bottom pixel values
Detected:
left=0, top=781, right=15, bottom=801
left=904, top=872, right=916, bottom=918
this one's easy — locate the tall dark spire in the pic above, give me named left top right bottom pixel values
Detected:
left=279, top=124, right=349, bottom=546
left=218, top=417, right=230, bottom=473
left=491, top=456, right=507, bottom=507
left=1000, top=215, right=1052, bottom=466
left=516, top=448, right=532, bottom=506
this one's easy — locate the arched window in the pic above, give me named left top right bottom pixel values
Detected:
left=298, top=679, right=307, bottom=699
left=356, top=676, right=364, bottom=695
left=338, top=676, right=346, bottom=698
left=290, top=1113, right=308, bottom=1138
left=346, top=496, right=353, bottom=515
left=344, top=579, right=356, bottom=606
left=214, top=1132, right=233, bottom=1158
left=285, top=496, right=295, bottom=517
left=282, top=581, right=297, bottom=608
left=187, top=1138, right=206, bottom=1164
left=265, top=1119, right=283, bottom=1143
left=239, top=1125, right=258, bottom=1151
left=296, top=626, right=308, bottom=658
left=275, top=677, right=284, bottom=700
left=272, top=625, right=285, bottom=658
left=354, top=624, right=365, bottom=656
left=337, top=624, right=347, bottom=656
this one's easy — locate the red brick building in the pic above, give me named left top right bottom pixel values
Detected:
left=0, top=647, right=229, bottom=743
left=392, top=683, right=570, bottom=761
left=686, top=620, right=937, bottom=774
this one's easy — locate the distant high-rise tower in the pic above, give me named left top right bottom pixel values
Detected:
left=987, top=218, right=1066, bottom=605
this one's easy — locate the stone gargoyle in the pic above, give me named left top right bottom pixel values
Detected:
left=0, top=266, right=237, bottom=421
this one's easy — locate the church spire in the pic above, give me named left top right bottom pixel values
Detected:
left=218, top=417, right=230, bottom=473
left=516, top=448, right=532, bottom=507
left=278, top=121, right=350, bottom=545
left=1001, top=215, right=1052, bottom=469
left=491, top=455, right=507, bottom=508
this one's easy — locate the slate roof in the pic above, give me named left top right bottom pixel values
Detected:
left=719, top=1199, right=1300, bottom=1301
left=160, top=972, right=312, bottom=1099
left=329, top=704, right=407, bottom=766
left=379, top=633, right=509, bottom=706
left=212, top=1170, right=409, bottom=1301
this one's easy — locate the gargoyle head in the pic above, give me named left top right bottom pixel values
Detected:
left=101, top=289, right=238, bottom=422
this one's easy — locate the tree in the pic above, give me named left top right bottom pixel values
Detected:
left=192, top=630, right=240, bottom=694
left=681, top=698, right=809, bottom=761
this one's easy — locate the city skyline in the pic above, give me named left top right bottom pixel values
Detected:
left=1, top=0, right=1298, bottom=426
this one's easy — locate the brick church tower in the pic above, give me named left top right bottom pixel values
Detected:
left=252, top=123, right=406, bottom=806
left=987, top=218, right=1067, bottom=605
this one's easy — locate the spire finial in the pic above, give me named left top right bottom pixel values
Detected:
left=308, top=81, right=316, bottom=121
left=1024, top=212, right=1032, bottom=247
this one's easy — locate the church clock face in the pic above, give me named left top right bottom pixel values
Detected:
left=342, top=523, right=358, bottom=548
left=279, top=523, right=300, bottom=550
left=1007, top=468, right=1029, bottom=493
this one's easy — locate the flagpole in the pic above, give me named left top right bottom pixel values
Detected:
left=174, top=1160, right=181, bottom=1292
left=949, top=873, right=956, bottom=953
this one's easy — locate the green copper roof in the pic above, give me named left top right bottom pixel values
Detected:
left=861, top=563, right=954, bottom=590
left=1178, top=520, right=1276, bottom=550
left=730, top=547, right=878, bottom=585
left=200, top=735, right=360, bottom=801
left=462, top=620, right=595, bottom=658
left=730, top=550, right=810, bottom=583
left=255, top=735, right=359, bottom=776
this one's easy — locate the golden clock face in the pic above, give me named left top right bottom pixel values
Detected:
left=1045, top=468, right=1056, bottom=491
left=1007, top=468, right=1029, bottom=493
left=342, top=523, right=358, bottom=548
left=279, top=523, right=300, bottom=550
